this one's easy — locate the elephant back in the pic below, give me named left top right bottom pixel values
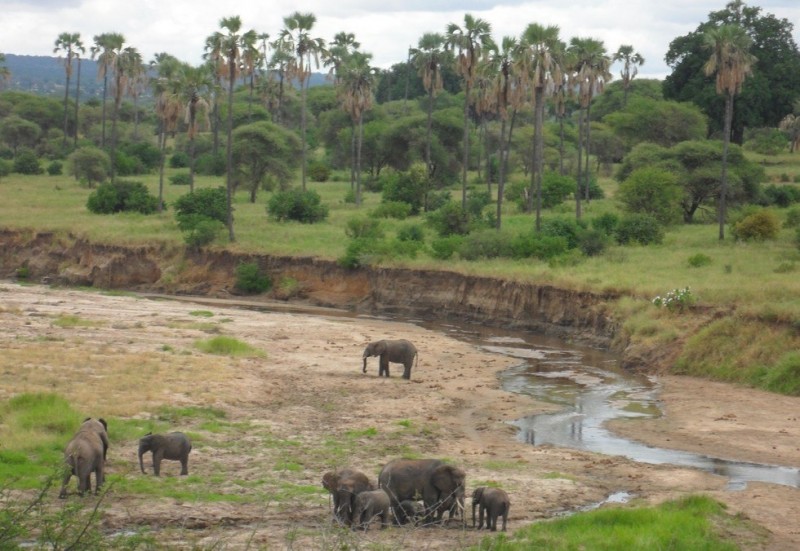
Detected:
left=378, top=458, right=444, bottom=503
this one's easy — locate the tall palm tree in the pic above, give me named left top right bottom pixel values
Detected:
left=72, top=46, right=84, bottom=148
left=519, top=23, right=563, bottom=230
left=446, top=14, right=494, bottom=210
left=338, top=51, right=375, bottom=207
left=182, top=65, right=212, bottom=192
left=91, top=32, right=124, bottom=148
left=203, top=32, right=225, bottom=155
left=613, top=45, right=644, bottom=107
left=268, top=40, right=293, bottom=124
left=151, top=53, right=183, bottom=211
left=326, top=31, right=360, bottom=84
left=109, top=43, right=141, bottom=183
left=570, top=37, right=611, bottom=212
left=486, top=36, right=522, bottom=229
left=54, top=32, right=84, bottom=149
left=410, top=32, right=446, bottom=194
left=703, top=24, right=756, bottom=240
left=241, top=31, right=260, bottom=122
left=279, top=11, right=326, bottom=190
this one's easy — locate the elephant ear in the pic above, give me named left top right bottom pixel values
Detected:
left=98, top=418, right=108, bottom=431
left=322, top=471, right=338, bottom=492
left=472, top=487, right=485, bottom=502
left=431, top=465, right=459, bottom=496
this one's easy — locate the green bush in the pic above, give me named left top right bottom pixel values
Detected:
left=235, top=262, right=272, bottom=294
left=170, top=151, right=190, bottom=168
left=614, top=213, right=664, bottom=245
left=732, top=209, right=780, bottom=241
left=397, top=224, right=425, bottom=242
left=113, top=150, right=140, bottom=176
left=46, top=160, right=62, bottom=176
left=429, top=236, right=463, bottom=260
left=578, top=229, right=607, bottom=257
left=592, top=212, right=620, bottom=235
left=267, top=188, right=329, bottom=223
left=372, top=201, right=412, bottom=219
left=86, top=180, right=159, bottom=215
left=345, top=217, right=384, bottom=239
left=762, top=184, right=800, bottom=208
left=13, top=149, right=42, bottom=174
left=541, top=217, right=586, bottom=249
left=343, top=189, right=357, bottom=204
left=744, top=127, right=788, bottom=155
left=541, top=172, right=576, bottom=209
left=169, top=173, right=192, bottom=186
left=308, top=161, right=331, bottom=182
left=466, top=190, right=492, bottom=218
left=194, top=152, right=226, bottom=176
left=121, top=141, right=161, bottom=172
left=458, top=229, right=513, bottom=260
left=173, top=187, right=228, bottom=230
left=183, top=217, right=224, bottom=248
left=67, top=146, right=110, bottom=187
left=688, top=253, right=712, bottom=268
left=0, top=159, right=11, bottom=179
left=382, top=165, right=427, bottom=215
left=510, top=233, right=569, bottom=260
left=785, top=207, right=800, bottom=228
left=426, top=202, right=472, bottom=237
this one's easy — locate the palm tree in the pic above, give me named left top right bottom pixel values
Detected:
left=410, top=32, right=447, bottom=195
left=703, top=24, right=756, bottom=240
left=570, top=37, right=611, bottom=213
left=0, top=54, right=10, bottom=89
left=203, top=32, right=225, bottom=155
left=241, top=31, right=260, bottom=122
left=326, top=32, right=360, bottom=84
left=446, top=14, right=494, bottom=210
left=519, top=24, right=563, bottom=230
left=72, top=46, right=84, bottom=148
left=151, top=53, right=183, bottom=211
left=54, top=32, right=84, bottom=149
left=268, top=40, right=293, bottom=124
left=182, top=65, right=212, bottom=192
left=91, top=32, right=124, bottom=148
left=279, top=11, right=326, bottom=190
left=612, top=45, right=644, bottom=107
left=338, top=51, right=375, bottom=206
left=109, top=43, right=142, bottom=183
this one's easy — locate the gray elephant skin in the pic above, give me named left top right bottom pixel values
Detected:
left=59, top=417, right=109, bottom=498
left=397, top=499, right=424, bottom=525
left=322, top=468, right=375, bottom=526
left=362, top=339, right=418, bottom=379
left=138, top=432, right=192, bottom=476
left=352, top=488, right=391, bottom=531
left=472, top=487, right=510, bottom=531
left=378, top=458, right=466, bottom=525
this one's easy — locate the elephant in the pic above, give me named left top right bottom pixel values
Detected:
left=138, top=432, right=192, bottom=476
left=322, top=468, right=375, bottom=526
left=472, top=487, right=510, bottom=532
left=59, top=417, right=109, bottom=498
left=378, top=458, right=466, bottom=525
left=396, top=499, right=424, bottom=526
left=362, top=339, right=418, bottom=380
left=352, top=488, right=391, bottom=531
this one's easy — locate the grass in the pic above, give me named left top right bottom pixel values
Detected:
left=473, top=495, right=762, bottom=550
left=194, top=335, right=265, bottom=357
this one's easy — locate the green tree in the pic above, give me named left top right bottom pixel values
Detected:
left=779, top=102, right=800, bottom=153
left=604, top=97, right=708, bottom=149
left=612, top=45, right=644, bottom=107
left=617, top=167, right=682, bottom=224
left=107, top=40, right=142, bottom=182
left=446, top=13, right=493, bottom=210
left=232, top=121, right=301, bottom=202
left=54, top=32, right=84, bottom=149
left=90, top=32, right=124, bottom=148
left=150, top=53, right=183, bottom=212
left=703, top=23, right=756, bottom=240
left=0, top=53, right=10, bottom=88
left=410, top=32, right=447, bottom=188
left=0, top=115, right=41, bottom=155
left=67, top=146, right=111, bottom=187
left=182, top=65, right=212, bottom=190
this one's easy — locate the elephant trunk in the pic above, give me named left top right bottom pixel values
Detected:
left=362, top=356, right=368, bottom=374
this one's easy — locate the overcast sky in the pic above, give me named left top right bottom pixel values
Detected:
left=1, top=0, right=799, bottom=80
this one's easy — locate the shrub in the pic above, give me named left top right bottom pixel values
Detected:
left=170, top=151, right=190, bottom=168
left=785, top=207, right=800, bottom=228
left=169, top=173, right=192, bottom=186
left=13, top=149, right=42, bottom=174
left=458, top=229, right=513, bottom=260
left=67, top=146, right=110, bottom=187
left=592, top=212, right=620, bottom=235
left=617, top=167, right=682, bottom=225
left=429, top=236, right=464, bottom=260
left=466, top=190, right=492, bottom=218
left=762, top=184, right=800, bottom=208
left=426, top=190, right=452, bottom=212
left=113, top=150, right=140, bottom=176
left=372, top=201, right=412, bottom=220
left=345, top=217, right=384, bottom=239
left=744, top=127, right=788, bottom=155
left=540, top=217, right=586, bottom=249
left=426, top=202, right=472, bottom=237
left=541, top=172, right=576, bottom=209
left=578, top=229, right=607, bottom=257
left=614, top=214, right=664, bottom=245
left=194, top=152, right=226, bottom=176
left=652, top=287, right=695, bottom=312
left=688, top=253, right=712, bottom=268
left=267, top=188, right=329, bottom=223
left=343, top=189, right=357, bottom=204
left=121, top=141, right=161, bottom=172
left=235, top=262, right=272, bottom=294
left=509, top=233, right=569, bottom=260
left=382, top=164, right=427, bottom=215
left=732, top=209, right=780, bottom=241
left=173, top=187, right=228, bottom=230
left=46, top=160, right=62, bottom=176
left=183, top=217, right=224, bottom=248
left=0, top=159, right=11, bottom=180
left=397, top=224, right=425, bottom=242
left=308, top=161, right=331, bottom=182
left=86, top=180, right=159, bottom=215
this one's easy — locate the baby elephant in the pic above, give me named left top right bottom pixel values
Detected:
left=352, top=489, right=391, bottom=531
left=396, top=499, right=424, bottom=526
left=138, top=432, right=192, bottom=476
left=472, top=487, right=510, bottom=532
left=362, top=339, right=418, bottom=379
left=59, top=417, right=109, bottom=498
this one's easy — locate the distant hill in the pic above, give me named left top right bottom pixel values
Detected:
left=2, top=53, right=329, bottom=98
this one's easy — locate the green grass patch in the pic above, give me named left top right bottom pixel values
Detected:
left=193, top=336, right=265, bottom=357
left=473, top=495, right=753, bottom=550
left=51, top=314, right=103, bottom=328
left=189, top=310, right=215, bottom=317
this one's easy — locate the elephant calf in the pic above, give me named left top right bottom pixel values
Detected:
left=352, top=489, right=391, bottom=531
left=322, top=468, right=375, bottom=526
left=472, top=487, right=510, bottom=532
left=138, top=432, right=192, bottom=476
left=59, top=417, right=109, bottom=498
left=362, top=339, right=418, bottom=380
left=396, top=499, right=424, bottom=526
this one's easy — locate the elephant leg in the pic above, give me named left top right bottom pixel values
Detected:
left=180, top=456, right=189, bottom=475
left=379, top=356, right=389, bottom=377
left=153, top=451, right=163, bottom=476
left=59, top=470, right=71, bottom=499
left=95, top=463, right=104, bottom=494
left=402, top=361, right=412, bottom=380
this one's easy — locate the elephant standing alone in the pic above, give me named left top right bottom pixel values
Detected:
left=59, top=417, right=109, bottom=498
left=472, top=487, right=510, bottom=531
left=362, top=339, right=418, bottom=380
left=322, top=468, right=375, bottom=526
left=138, top=432, right=192, bottom=476
left=378, top=458, right=466, bottom=525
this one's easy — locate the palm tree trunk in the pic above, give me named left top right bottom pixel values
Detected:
left=225, top=62, right=236, bottom=242
left=356, top=111, right=364, bottom=207
left=425, top=85, right=434, bottom=178
left=719, top=93, right=733, bottom=240
left=158, top=130, right=166, bottom=212
left=584, top=101, right=594, bottom=203
left=461, top=82, right=470, bottom=210
left=558, top=114, right=565, bottom=176
left=62, top=64, right=71, bottom=149
left=133, top=95, right=140, bottom=141
left=350, top=123, right=356, bottom=191
left=576, top=107, right=584, bottom=219
left=531, top=87, right=544, bottom=230
left=73, top=58, right=81, bottom=148
left=496, top=115, right=508, bottom=230
left=101, top=75, right=108, bottom=148
left=300, top=75, right=308, bottom=190
left=110, top=76, right=122, bottom=183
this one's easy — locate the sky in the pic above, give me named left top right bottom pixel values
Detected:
left=1, top=0, right=799, bottom=80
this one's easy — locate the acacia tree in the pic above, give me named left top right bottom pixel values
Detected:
left=613, top=44, right=644, bottom=107
left=91, top=32, right=124, bottom=148
left=446, top=14, right=493, bottom=209
left=54, top=32, right=84, bottom=149
left=279, top=11, right=326, bottom=190
left=232, top=122, right=301, bottom=203
left=703, top=23, right=756, bottom=240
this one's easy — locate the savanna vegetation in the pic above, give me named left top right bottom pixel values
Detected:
left=1, top=0, right=800, bottom=548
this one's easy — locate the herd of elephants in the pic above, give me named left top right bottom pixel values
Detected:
left=57, top=339, right=512, bottom=532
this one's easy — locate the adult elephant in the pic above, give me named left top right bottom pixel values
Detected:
left=138, top=432, right=192, bottom=476
left=362, top=339, right=418, bottom=380
left=59, top=417, right=109, bottom=498
left=322, top=468, right=375, bottom=526
left=378, top=458, right=466, bottom=525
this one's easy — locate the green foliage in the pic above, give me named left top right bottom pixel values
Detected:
left=232, top=121, right=301, bottom=200
left=182, top=217, right=223, bottom=250
left=761, top=184, right=800, bottom=208
left=13, top=149, right=42, bottom=174
left=510, top=233, right=569, bottom=260
left=86, top=180, right=159, bottom=215
left=0, top=159, right=11, bottom=179
left=459, top=230, right=513, bottom=260
left=338, top=236, right=422, bottom=268
left=371, top=201, right=412, bottom=220
left=732, top=209, right=780, bottom=241
left=194, top=336, right=264, bottom=357
left=605, top=97, right=708, bottom=149
left=267, top=188, right=329, bottom=224
left=46, top=160, right=62, bottom=176
left=169, top=151, right=190, bottom=168
left=592, top=212, right=620, bottom=235
left=194, top=152, right=226, bottom=176
left=786, top=207, right=800, bottom=228
left=541, top=172, right=576, bottom=209
left=617, top=167, right=682, bottom=224
left=345, top=217, right=384, bottom=239
left=427, top=201, right=472, bottom=237
left=67, top=146, right=111, bottom=187
left=120, top=141, right=161, bottom=173
left=308, top=161, right=331, bottom=182
left=540, top=217, right=587, bottom=249
left=169, top=173, right=192, bottom=186
left=688, top=253, right=712, bottom=268
left=429, top=235, right=464, bottom=260
left=234, top=262, right=272, bottom=294
left=578, top=229, right=608, bottom=257
left=614, top=213, right=664, bottom=245
left=652, top=287, right=695, bottom=312
left=745, top=127, right=788, bottom=155
left=397, top=224, right=425, bottom=242
left=466, top=190, right=492, bottom=218
left=381, top=165, right=428, bottom=215
left=760, top=353, right=800, bottom=395
left=173, top=187, right=228, bottom=230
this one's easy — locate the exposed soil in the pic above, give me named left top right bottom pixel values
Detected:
left=1, top=283, right=799, bottom=550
